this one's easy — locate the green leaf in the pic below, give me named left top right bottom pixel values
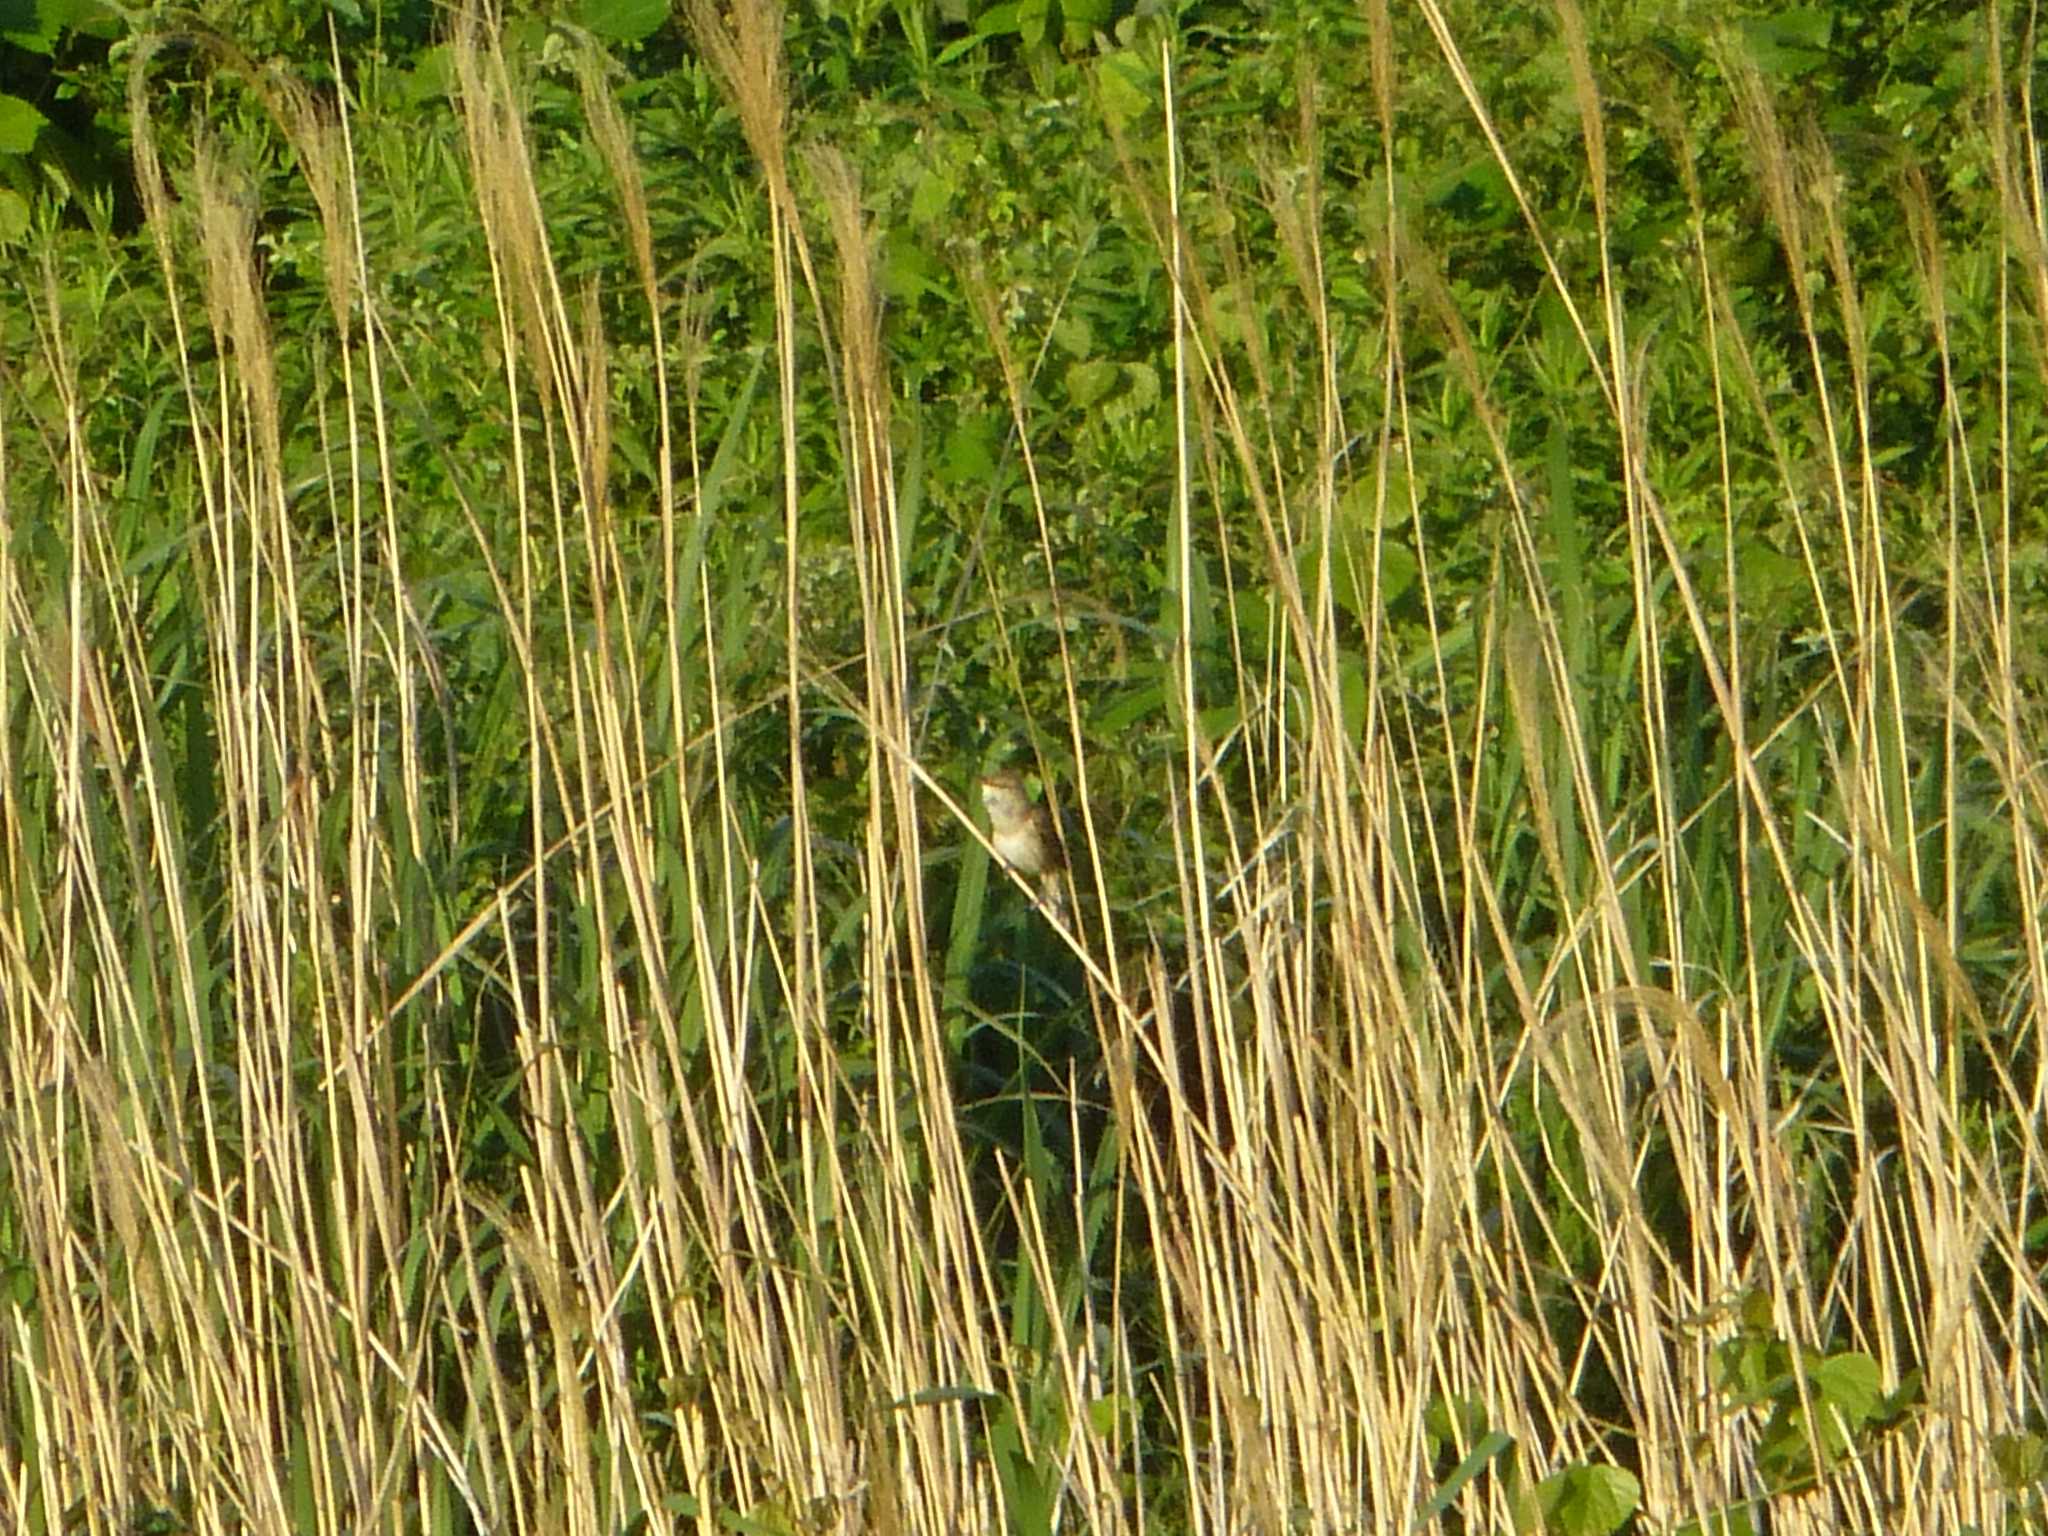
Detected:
left=1016, top=0, right=1049, bottom=49
left=1198, top=699, right=1241, bottom=741
left=0, top=0, right=83, bottom=52
left=909, top=165, right=954, bottom=227
left=1211, top=279, right=1265, bottom=353
left=1096, top=48, right=1153, bottom=132
left=1230, top=587, right=1273, bottom=649
left=1536, top=1464, right=1640, bottom=1536
left=1050, top=311, right=1092, bottom=359
left=1809, top=1351, right=1883, bottom=1427
left=1992, top=1431, right=2048, bottom=1489
left=397, top=44, right=455, bottom=104
left=1427, top=157, right=1513, bottom=228
left=1065, top=359, right=1120, bottom=410
left=1086, top=1393, right=1131, bottom=1438
left=1103, top=361, right=1159, bottom=424
left=1737, top=1288, right=1775, bottom=1335
left=978, top=2, right=1021, bottom=31
left=1741, top=7, right=1832, bottom=78
left=986, top=1402, right=1054, bottom=1536
left=122, top=389, right=177, bottom=511
left=939, top=411, right=999, bottom=487
left=1095, top=680, right=1166, bottom=736
left=581, top=0, right=669, bottom=42
left=1321, top=494, right=1417, bottom=629
left=0, top=92, right=48, bottom=155
left=935, top=12, right=1011, bottom=66
left=1757, top=1395, right=1854, bottom=1483
left=1872, top=1367, right=1924, bottom=1429
left=1737, top=541, right=1804, bottom=611
left=883, top=231, right=945, bottom=303
left=721, top=1499, right=799, bottom=1536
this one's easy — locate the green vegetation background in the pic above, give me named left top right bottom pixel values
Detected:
left=3, top=0, right=2045, bottom=1532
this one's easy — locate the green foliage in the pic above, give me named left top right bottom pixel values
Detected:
left=1990, top=1431, right=2048, bottom=1536
left=580, top=0, right=669, bottom=44
left=1533, top=1463, right=1641, bottom=1536
left=1707, top=1291, right=1923, bottom=1496
left=4, top=0, right=2046, bottom=1530
left=0, top=0, right=127, bottom=236
left=1417, top=1395, right=1640, bottom=1536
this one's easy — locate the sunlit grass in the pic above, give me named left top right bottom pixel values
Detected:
left=3, top=4, right=2043, bottom=1535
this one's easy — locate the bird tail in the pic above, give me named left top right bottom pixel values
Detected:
left=1039, top=873, right=1068, bottom=918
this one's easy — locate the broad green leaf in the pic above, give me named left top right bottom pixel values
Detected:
left=1536, top=1464, right=1640, bottom=1536
left=940, top=411, right=999, bottom=486
left=724, top=1498, right=800, bottom=1536
left=0, top=0, right=110, bottom=50
left=0, top=92, right=47, bottom=154
left=909, top=164, right=954, bottom=226
left=1095, top=681, right=1165, bottom=736
left=1737, top=542, right=1805, bottom=611
left=936, top=8, right=1015, bottom=66
left=883, top=231, right=945, bottom=302
left=397, top=44, right=455, bottom=104
left=1810, top=1351, right=1883, bottom=1426
left=1015, top=0, right=1049, bottom=49
left=1742, top=7, right=1832, bottom=78
left=1211, top=279, right=1265, bottom=353
left=0, top=0, right=53, bottom=52
left=1738, top=1288, right=1775, bottom=1335
left=1050, top=311, right=1092, bottom=359
left=581, top=0, right=669, bottom=42
left=1993, top=1431, right=2048, bottom=1489
left=1066, top=359, right=1120, bottom=410
left=1874, top=1367, right=1924, bottom=1427
left=1427, top=157, right=1513, bottom=228
left=1102, top=361, right=1159, bottom=423
left=1198, top=699, right=1241, bottom=741
left=1096, top=47, right=1153, bottom=132
left=1322, top=510, right=1417, bottom=629
left=1231, top=587, right=1273, bottom=649
left=987, top=1402, right=1054, bottom=1536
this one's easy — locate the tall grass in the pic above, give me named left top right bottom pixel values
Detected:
left=2, top=3, right=2043, bottom=1533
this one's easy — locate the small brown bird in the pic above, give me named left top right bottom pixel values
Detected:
left=979, top=769, right=1067, bottom=914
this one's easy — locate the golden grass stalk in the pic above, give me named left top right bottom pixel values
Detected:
left=3, top=5, right=2044, bottom=1535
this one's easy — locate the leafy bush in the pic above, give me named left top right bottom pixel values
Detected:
left=2, top=1, right=2044, bottom=1533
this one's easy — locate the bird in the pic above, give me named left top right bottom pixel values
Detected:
left=978, top=769, right=1067, bottom=915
